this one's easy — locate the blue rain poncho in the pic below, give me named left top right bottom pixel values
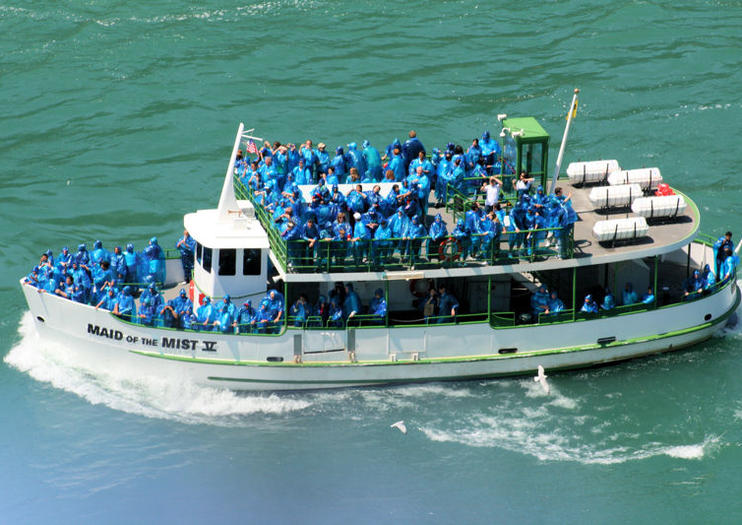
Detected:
left=343, top=284, right=362, bottom=318
left=622, top=283, right=638, bottom=305
left=75, top=244, right=90, bottom=266
left=362, top=141, right=383, bottom=181
left=115, top=287, right=137, bottom=321
left=144, top=237, right=166, bottom=284
left=196, top=297, right=216, bottom=330
left=215, top=296, right=237, bottom=333
left=332, top=148, right=347, bottom=177
left=236, top=301, right=256, bottom=332
left=429, top=214, right=448, bottom=243
left=346, top=143, right=367, bottom=177
left=290, top=300, right=309, bottom=327
left=531, top=286, right=550, bottom=316
left=91, top=240, right=110, bottom=265
left=580, top=295, right=599, bottom=313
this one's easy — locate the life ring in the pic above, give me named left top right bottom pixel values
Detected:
left=438, top=238, right=462, bottom=262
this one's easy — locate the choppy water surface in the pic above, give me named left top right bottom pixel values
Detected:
left=2, top=1, right=742, bottom=523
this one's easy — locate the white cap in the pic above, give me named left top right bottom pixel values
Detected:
left=353, top=212, right=361, bottom=220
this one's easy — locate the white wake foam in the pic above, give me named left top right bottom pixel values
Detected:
left=4, top=312, right=311, bottom=425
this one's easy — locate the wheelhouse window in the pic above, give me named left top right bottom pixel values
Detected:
left=196, top=242, right=203, bottom=265
left=202, top=246, right=213, bottom=273
left=218, top=248, right=236, bottom=276
left=243, top=249, right=261, bottom=275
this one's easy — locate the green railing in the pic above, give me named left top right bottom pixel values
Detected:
left=235, top=177, right=572, bottom=273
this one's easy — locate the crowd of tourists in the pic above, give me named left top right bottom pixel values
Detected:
left=235, top=130, right=578, bottom=267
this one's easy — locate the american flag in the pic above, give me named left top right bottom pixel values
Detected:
left=245, top=139, right=258, bottom=154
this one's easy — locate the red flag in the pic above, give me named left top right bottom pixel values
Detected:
left=246, top=139, right=258, bottom=154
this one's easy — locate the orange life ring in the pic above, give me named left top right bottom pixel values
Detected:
left=438, top=238, right=462, bottom=262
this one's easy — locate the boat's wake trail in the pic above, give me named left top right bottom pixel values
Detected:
left=4, top=312, right=311, bottom=425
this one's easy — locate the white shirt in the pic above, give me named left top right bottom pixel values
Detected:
left=485, top=184, right=501, bottom=206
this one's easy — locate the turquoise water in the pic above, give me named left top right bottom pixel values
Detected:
left=3, top=1, right=742, bottom=522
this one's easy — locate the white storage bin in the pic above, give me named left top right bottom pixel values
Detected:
left=631, top=195, right=686, bottom=219
left=589, top=184, right=643, bottom=208
left=592, top=217, right=649, bottom=242
left=567, top=159, right=620, bottom=184
left=607, top=168, right=663, bottom=190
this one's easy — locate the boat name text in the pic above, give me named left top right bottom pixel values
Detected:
left=87, top=324, right=217, bottom=352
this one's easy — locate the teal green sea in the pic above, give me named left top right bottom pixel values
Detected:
left=2, top=1, right=742, bottom=523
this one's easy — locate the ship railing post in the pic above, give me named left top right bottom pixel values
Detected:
left=571, top=266, right=577, bottom=321
left=384, top=278, right=390, bottom=327
left=653, top=255, right=659, bottom=308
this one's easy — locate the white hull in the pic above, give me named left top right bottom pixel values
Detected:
left=21, top=279, right=740, bottom=391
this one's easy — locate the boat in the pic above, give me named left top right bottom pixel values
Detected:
left=19, top=94, right=740, bottom=391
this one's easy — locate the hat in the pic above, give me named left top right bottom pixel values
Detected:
left=317, top=142, right=326, bottom=149
left=362, top=140, right=370, bottom=148
left=354, top=212, right=361, bottom=220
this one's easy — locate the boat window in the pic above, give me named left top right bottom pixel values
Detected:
left=196, top=242, right=203, bottom=265
left=218, top=249, right=236, bottom=276
left=243, top=249, right=261, bottom=275
left=202, top=246, right=212, bottom=273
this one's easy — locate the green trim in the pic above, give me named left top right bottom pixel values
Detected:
left=128, top=284, right=739, bottom=369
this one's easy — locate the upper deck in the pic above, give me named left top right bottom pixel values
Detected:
left=235, top=177, right=699, bottom=284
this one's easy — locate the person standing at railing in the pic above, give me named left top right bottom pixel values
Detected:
left=292, top=158, right=311, bottom=186
left=545, top=291, right=565, bottom=316
left=683, top=270, right=704, bottom=299
left=720, top=248, right=739, bottom=283
left=403, top=130, right=426, bottom=172
left=343, top=283, right=362, bottom=321
left=372, top=218, right=393, bottom=266
left=531, top=285, right=550, bottom=318
left=389, top=207, right=410, bottom=260
left=428, top=214, right=448, bottom=260
left=423, top=288, right=438, bottom=324
left=175, top=230, right=196, bottom=283
left=436, top=285, right=459, bottom=324
left=480, top=131, right=501, bottom=174
left=313, top=295, right=330, bottom=328
left=405, top=216, right=427, bottom=268
left=91, top=240, right=110, bottom=265
left=234, top=300, right=256, bottom=334
left=361, top=140, right=383, bottom=182
left=300, top=140, right=320, bottom=182
left=331, top=147, right=348, bottom=179
left=451, top=157, right=465, bottom=193
left=57, top=246, right=72, bottom=271
left=281, top=220, right=302, bottom=268
left=95, top=286, right=118, bottom=312
left=478, top=211, right=502, bottom=261
left=290, top=296, right=309, bottom=327
left=369, top=288, right=387, bottom=325
left=580, top=294, right=599, bottom=313
left=452, top=219, right=470, bottom=262
left=300, top=217, right=320, bottom=269
left=389, top=146, right=406, bottom=182
left=622, top=282, right=638, bottom=305
left=434, top=150, right=453, bottom=208
left=111, top=246, right=126, bottom=285
left=351, top=212, right=371, bottom=265
left=714, top=232, right=734, bottom=277
left=601, top=289, right=616, bottom=310
left=113, top=286, right=136, bottom=323
left=481, top=176, right=503, bottom=214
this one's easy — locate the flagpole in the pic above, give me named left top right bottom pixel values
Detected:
left=548, top=88, right=579, bottom=194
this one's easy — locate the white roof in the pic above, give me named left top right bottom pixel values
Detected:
left=184, top=201, right=270, bottom=250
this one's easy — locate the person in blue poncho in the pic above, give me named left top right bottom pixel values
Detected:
left=110, top=246, right=126, bottom=284
left=54, top=275, right=76, bottom=300
left=259, top=155, right=278, bottom=182
left=452, top=218, right=470, bottom=261
left=301, top=216, right=321, bottom=267
left=343, top=283, right=362, bottom=320
left=434, top=151, right=453, bottom=206
left=402, top=130, right=425, bottom=171
left=213, top=295, right=236, bottom=333
left=479, top=211, right=502, bottom=260
left=601, top=288, right=616, bottom=310
left=465, top=202, right=483, bottom=257
left=175, top=230, right=196, bottom=282
left=508, top=200, right=528, bottom=256
left=325, top=166, right=340, bottom=186
left=388, top=146, right=406, bottom=182
left=369, top=288, right=387, bottom=324
left=144, top=237, right=166, bottom=284
left=173, top=289, right=193, bottom=326
left=292, top=157, right=312, bottom=185
left=389, top=207, right=410, bottom=259
left=332, top=147, right=347, bottom=178
left=300, top=140, right=319, bottom=181
left=622, top=282, right=638, bottom=305
left=75, top=244, right=90, bottom=266
left=642, top=287, right=656, bottom=305
left=255, top=302, right=274, bottom=334
left=91, top=261, right=114, bottom=304
left=580, top=294, right=599, bottom=313
left=720, top=248, right=739, bottom=282
left=234, top=300, right=256, bottom=334
left=113, top=286, right=136, bottom=322
left=372, top=218, right=392, bottom=265
left=404, top=215, right=427, bottom=267
left=683, top=269, right=704, bottom=298
left=265, top=289, right=285, bottom=333
left=713, top=231, right=733, bottom=276
left=196, top=297, right=216, bottom=331
left=95, top=286, right=118, bottom=312
left=428, top=214, right=448, bottom=259
left=437, top=284, right=459, bottom=323
left=91, top=240, right=110, bottom=265
left=315, top=142, right=330, bottom=177
left=546, top=291, right=564, bottom=315
left=290, top=296, right=309, bottom=327
left=346, top=142, right=366, bottom=177
left=480, top=130, right=501, bottom=172
left=159, top=298, right=180, bottom=328
left=362, top=140, right=383, bottom=181
left=56, top=246, right=72, bottom=271
left=351, top=212, right=370, bottom=264
left=531, top=285, right=550, bottom=318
